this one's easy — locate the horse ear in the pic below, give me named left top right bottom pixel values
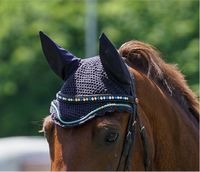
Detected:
left=39, top=31, right=81, bottom=80
left=99, top=33, right=131, bottom=85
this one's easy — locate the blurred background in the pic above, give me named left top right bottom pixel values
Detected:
left=0, top=0, right=199, bottom=170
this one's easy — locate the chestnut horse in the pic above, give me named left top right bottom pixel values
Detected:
left=40, top=32, right=199, bottom=171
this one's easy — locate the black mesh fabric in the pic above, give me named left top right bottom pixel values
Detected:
left=51, top=56, right=133, bottom=126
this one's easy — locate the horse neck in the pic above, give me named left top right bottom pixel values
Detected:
left=132, top=69, right=199, bottom=170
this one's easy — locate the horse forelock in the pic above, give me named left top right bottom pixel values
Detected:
left=119, top=41, right=199, bottom=121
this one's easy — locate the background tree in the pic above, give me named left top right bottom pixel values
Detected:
left=0, top=0, right=198, bottom=137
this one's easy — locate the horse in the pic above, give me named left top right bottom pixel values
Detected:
left=40, top=31, right=199, bottom=171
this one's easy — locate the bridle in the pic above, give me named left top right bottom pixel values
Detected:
left=116, top=98, right=151, bottom=171
left=116, top=73, right=151, bottom=171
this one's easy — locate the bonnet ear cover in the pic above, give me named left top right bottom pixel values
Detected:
left=99, top=33, right=131, bottom=85
left=39, top=31, right=81, bottom=80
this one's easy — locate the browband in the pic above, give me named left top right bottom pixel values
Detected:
left=56, top=91, right=135, bottom=103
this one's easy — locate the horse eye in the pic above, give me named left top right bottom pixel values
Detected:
left=105, top=131, right=119, bottom=143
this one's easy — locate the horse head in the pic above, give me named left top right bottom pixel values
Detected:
left=40, top=32, right=199, bottom=171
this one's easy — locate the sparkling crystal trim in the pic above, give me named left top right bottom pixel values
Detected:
left=56, top=91, right=134, bottom=103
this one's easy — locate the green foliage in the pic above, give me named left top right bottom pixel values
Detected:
left=0, top=0, right=198, bottom=137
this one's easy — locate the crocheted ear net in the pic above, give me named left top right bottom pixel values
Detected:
left=51, top=56, right=133, bottom=127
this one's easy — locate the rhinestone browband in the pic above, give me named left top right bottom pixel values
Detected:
left=56, top=91, right=135, bottom=103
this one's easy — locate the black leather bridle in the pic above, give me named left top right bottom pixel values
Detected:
left=116, top=73, right=151, bottom=171
left=116, top=97, right=151, bottom=171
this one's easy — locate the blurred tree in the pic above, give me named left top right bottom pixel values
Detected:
left=98, top=0, right=199, bottom=92
left=0, top=0, right=198, bottom=137
left=0, top=0, right=85, bottom=136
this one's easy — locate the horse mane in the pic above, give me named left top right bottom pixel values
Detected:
left=118, top=41, right=199, bottom=121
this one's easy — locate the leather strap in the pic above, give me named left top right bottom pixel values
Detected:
left=116, top=73, right=138, bottom=171
left=116, top=64, right=151, bottom=171
left=138, top=114, right=152, bottom=171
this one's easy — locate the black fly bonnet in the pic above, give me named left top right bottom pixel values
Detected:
left=39, top=32, right=141, bottom=170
